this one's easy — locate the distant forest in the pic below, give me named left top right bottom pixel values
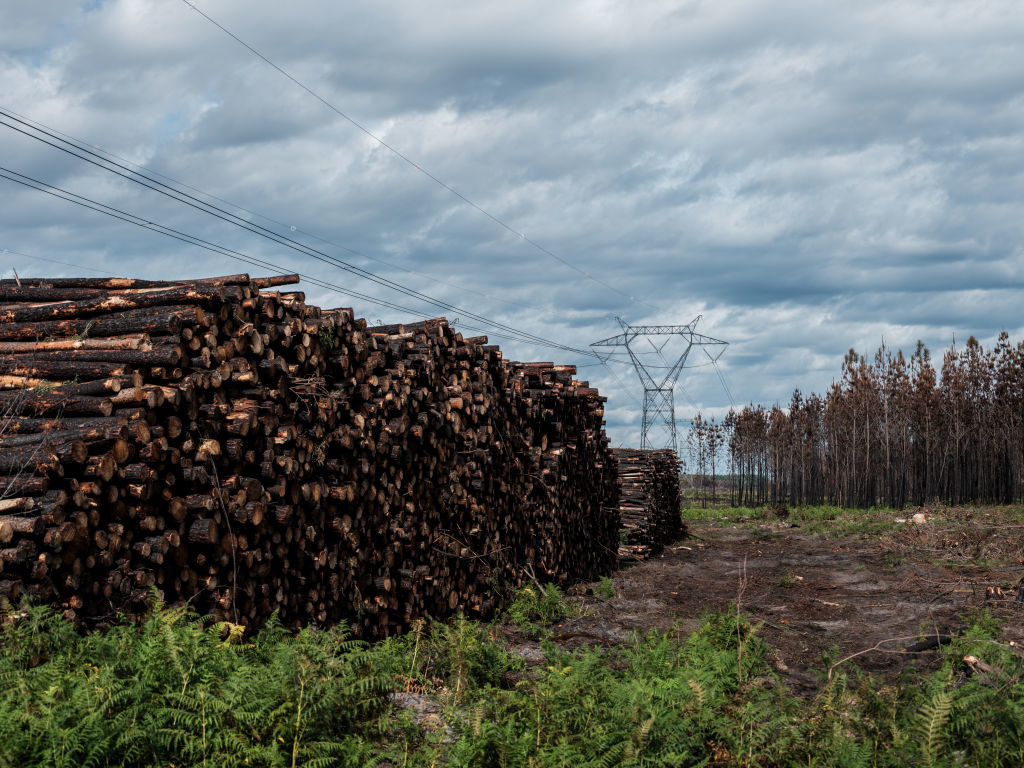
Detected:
left=687, top=332, right=1024, bottom=508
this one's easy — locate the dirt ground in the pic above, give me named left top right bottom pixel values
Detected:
left=545, top=510, right=1024, bottom=695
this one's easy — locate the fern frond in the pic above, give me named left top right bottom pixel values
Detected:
left=687, top=678, right=708, bottom=710
left=917, top=688, right=953, bottom=768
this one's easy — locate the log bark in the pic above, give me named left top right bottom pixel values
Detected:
left=0, top=306, right=205, bottom=341
left=0, top=285, right=247, bottom=324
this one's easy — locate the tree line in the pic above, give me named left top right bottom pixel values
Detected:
left=687, top=332, right=1024, bottom=508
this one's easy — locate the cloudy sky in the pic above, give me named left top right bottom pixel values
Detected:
left=2, top=0, right=1022, bottom=447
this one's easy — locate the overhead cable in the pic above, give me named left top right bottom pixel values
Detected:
left=0, top=165, right=581, bottom=351
left=0, top=113, right=595, bottom=357
left=1, top=247, right=113, bottom=276
left=710, top=356, right=738, bottom=410
left=0, top=105, right=552, bottom=317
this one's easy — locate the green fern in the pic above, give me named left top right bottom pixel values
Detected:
left=917, top=687, right=953, bottom=768
left=687, top=678, right=707, bottom=710
left=7, top=600, right=1024, bottom=767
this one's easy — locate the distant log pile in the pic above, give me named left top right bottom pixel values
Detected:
left=612, top=448, right=682, bottom=561
left=0, top=274, right=618, bottom=636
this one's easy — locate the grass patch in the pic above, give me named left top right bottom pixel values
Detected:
left=682, top=504, right=903, bottom=536
left=796, top=507, right=899, bottom=537
left=680, top=504, right=762, bottom=524
left=503, top=583, right=581, bottom=635
left=779, top=572, right=800, bottom=588
left=595, top=576, right=618, bottom=599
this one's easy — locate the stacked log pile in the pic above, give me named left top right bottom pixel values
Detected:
left=313, top=316, right=519, bottom=636
left=612, top=448, right=682, bottom=561
left=311, top=320, right=618, bottom=636
left=0, top=274, right=304, bottom=623
left=505, top=362, right=619, bottom=583
left=0, top=273, right=617, bottom=636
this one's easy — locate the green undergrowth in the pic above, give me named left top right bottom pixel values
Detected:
left=503, top=582, right=580, bottom=631
left=682, top=503, right=902, bottom=536
left=3, top=593, right=1024, bottom=767
left=684, top=502, right=1024, bottom=534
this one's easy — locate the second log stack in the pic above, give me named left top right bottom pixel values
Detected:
left=613, top=448, right=683, bottom=561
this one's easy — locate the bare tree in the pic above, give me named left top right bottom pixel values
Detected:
left=719, top=334, right=1024, bottom=508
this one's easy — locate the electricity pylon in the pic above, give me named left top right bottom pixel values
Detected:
left=591, top=316, right=728, bottom=452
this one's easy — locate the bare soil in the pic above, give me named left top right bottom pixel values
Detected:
left=543, top=511, right=1024, bottom=695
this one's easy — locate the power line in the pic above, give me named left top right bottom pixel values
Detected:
left=2, top=247, right=113, bottom=276
left=178, top=0, right=657, bottom=312
left=710, top=356, right=737, bottom=410
left=0, top=165, right=580, bottom=351
left=0, top=105, right=553, bottom=318
left=0, top=169, right=543, bottom=346
left=598, top=358, right=645, bottom=412
left=0, top=167, right=461, bottom=326
left=0, top=242, right=526, bottom=348
left=0, top=114, right=594, bottom=358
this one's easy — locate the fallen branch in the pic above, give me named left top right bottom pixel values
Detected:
left=827, top=636, right=930, bottom=681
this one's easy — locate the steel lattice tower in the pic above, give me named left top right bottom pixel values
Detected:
left=591, top=316, right=728, bottom=452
